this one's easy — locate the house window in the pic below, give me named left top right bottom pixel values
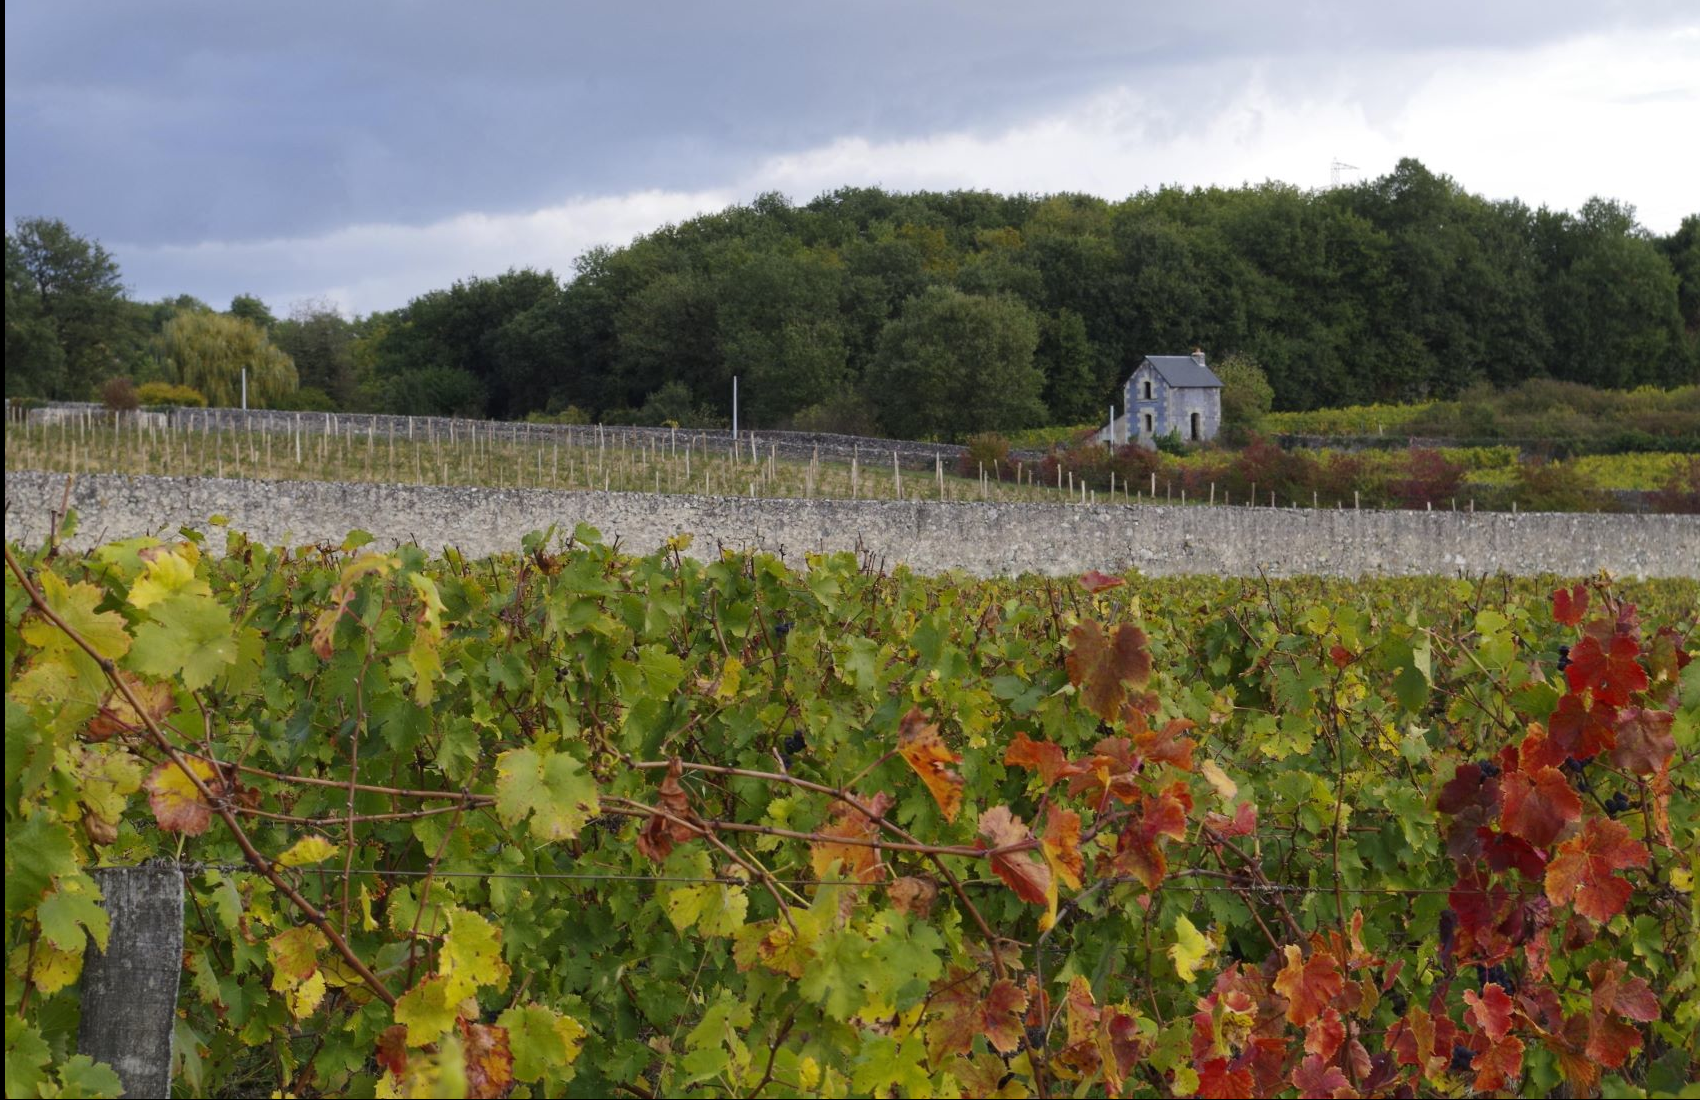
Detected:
left=1141, top=379, right=1153, bottom=401
left=1142, top=413, right=1154, bottom=435
left=1190, top=412, right=1201, bottom=441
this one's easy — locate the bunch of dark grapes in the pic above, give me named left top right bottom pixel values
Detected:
left=1450, top=1045, right=1474, bottom=1072
left=780, top=730, right=806, bottom=766
left=1603, top=792, right=1633, bottom=817
left=1557, top=644, right=1572, bottom=672
left=1477, top=759, right=1501, bottom=779
left=773, top=618, right=793, bottom=640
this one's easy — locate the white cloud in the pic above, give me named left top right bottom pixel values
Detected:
left=116, top=26, right=1699, bottom=314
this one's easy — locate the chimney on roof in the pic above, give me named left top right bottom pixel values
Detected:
left=1191, top=347, right=1206, bottom=366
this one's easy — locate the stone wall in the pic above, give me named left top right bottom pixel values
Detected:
left=6, top=471, right=1696, bottom=578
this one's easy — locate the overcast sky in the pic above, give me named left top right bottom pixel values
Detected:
left=6, top=1, right=1697, bottom=315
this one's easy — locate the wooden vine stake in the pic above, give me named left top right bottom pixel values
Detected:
left=78, top=862, right=184, bottom=1099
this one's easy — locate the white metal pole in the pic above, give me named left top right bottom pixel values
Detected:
left=732, top=376, right=739, bottom=440
left=241, top=368, right=248, bottom=411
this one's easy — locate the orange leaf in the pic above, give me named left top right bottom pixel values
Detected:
left=1066, top=621, right=1152, bottom=723
left=978, top=806, right=1051, bottom=907
left=927, top=973, right=1028, bottom=1059
left=810, top=791, right=894, bottom=883
left=1042, top=804, right=1084, bottom=890
left=635, top=759, right=700, bottom=863
left=1133, top=718, right=1196, bottom=772
left=1499, top=765, right=1581, bottom=848
left=1472, top=1033, right=1524, bottom=1094
left=1545, top=817, right=1648, bottom=923
left=1004, top=731, right=1086, bottom=787
left=1547, top=695, right=1616, bottom=762
left=1464, top=983, right=1514, bottom=1043
left=1274, top=945, right=1343, bottom=1027
left=897, top=707, right=963, bottom=822
left=1584, top=959, right=1657, bottom=1068
left=144, top=757, right=223, bottom=835
left=1111, top=780, right=1192, bottom=890
left=84, top=675, right=175, bottom=742
left=459, top=1019, right=515, bottom=1100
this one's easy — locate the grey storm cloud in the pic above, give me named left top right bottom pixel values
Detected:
left=6, top=1, right=1696, bottom=312
left=6, top=0, right=1691, bottom=245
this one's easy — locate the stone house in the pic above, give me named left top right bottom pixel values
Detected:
left=1094, top=350, right=1222, bottom=447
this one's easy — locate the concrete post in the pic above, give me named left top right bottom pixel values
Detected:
left=78, top=862, right=184, bottom=1099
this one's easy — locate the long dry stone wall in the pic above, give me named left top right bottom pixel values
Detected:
left=7, top=472, right=1696, bottom=578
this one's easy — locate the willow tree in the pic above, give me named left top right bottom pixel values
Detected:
left=158, top=309, right=297, bottom=407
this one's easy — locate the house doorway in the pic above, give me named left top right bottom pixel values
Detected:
left=1190, top=412, right=1201, bottom=441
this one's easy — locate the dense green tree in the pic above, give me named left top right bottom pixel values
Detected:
left=1037, top=308, right=1100, bottom=424
left=157, top=310, right=297, bottom=406
left=1214, top=353, right=1275, bottom=444
left=865, top=287, right=1044, bottom=440
left=272, top=299, right=360, bottom=407
left=5, top=217, right=131, bottom=398
left=228, top=293, right=276, bottom=329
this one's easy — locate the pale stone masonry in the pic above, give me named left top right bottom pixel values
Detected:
left=7, top=472, right=1696, bottom=579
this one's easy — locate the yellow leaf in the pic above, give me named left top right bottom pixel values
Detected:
left=1168, top=914, right=1216, bottom=983
left=277, top=836, right=339, bottom=867
left=1199, top=760, right=1237, bottom=802
left=284, top=970, right=327, bottom=1018
left=128, top=550, right=210, bottom=610
left=395, top=975, right=461, bottom=1046
left=143, top=757, right=222, bottom=835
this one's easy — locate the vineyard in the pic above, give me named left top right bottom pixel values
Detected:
left=5, top=524, right=1697, bottom=1098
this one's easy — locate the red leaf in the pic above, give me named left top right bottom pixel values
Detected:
left=1066, top=621, right=1152, bottom=723
left=1499, top=765, right=1581, bottom=848
left=978, top=806, right=1051, bottom=906
left=1274, top=944, right=1343, bottom=1027
left=1552, top=584, right=1589, bottom=627
left=1328, top=644, right=1352, bottom=670
left=1610, top=707, right=1675, bottom=774
left=1464, top=983, right=1514, bottom=1042
left=1587, top=959, right=1658, bottom=1069
left=635, top=758, right=700, bottom=863
left=1078, top=569, right=1125, bottom=594
left=375, top=1024, right=409, bottom=1077
left=1195, top=1059, right=1255, bottom=1099
left=897, top=707, right=963, bottom=822
left=1291, top=1053, right=1356, bottom=1099
left=1479, top=829, right=1546, bottom=879
left=1003, top=731, right=1086, bottom=788
left=1472, top=1033, right=1524, bottom=1094
left=1547, top=695, right=1617, bottom=761
left=1205, top=801, right=1257, bottom=838
left=1545, top=817, right=1649, bottom=923
left=1566, top=634, right=1648, bottom=707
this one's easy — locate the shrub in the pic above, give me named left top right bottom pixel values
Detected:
left=1510, top=458, right=1611, bottom=512
left=1390, top=449, right=1467, bottom=509
left=526, top=405, right=591, bottom=426
left=1648, top=457, right=1700, bottom=514
left=957, top=432, right=1012, bottom=479
left=100, top=377, right=139, bottom=412
left=135, top=382, right=207, bottom=408
left=787, top=393, right=880, bottom=436
left=273, top=386, right=337, bottom=412
left=1154, top=430, right=1189, bottom=456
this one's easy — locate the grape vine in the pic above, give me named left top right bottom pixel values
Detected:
left=4, top=522, right=1695, bottom=1098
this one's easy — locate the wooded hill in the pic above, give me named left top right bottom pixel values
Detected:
left=8, top=159, right=1698, bottom=441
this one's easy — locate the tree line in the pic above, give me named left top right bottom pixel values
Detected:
left=7, top=158, right=1697, bottom=440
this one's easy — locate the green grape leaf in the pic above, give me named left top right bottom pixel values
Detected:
left=493, top=747, right=599, bottom=842
left=129, top=592, right=237, bottom=690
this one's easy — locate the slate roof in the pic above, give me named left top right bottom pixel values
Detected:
left=1142, top=355, right=1222, bottom=388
